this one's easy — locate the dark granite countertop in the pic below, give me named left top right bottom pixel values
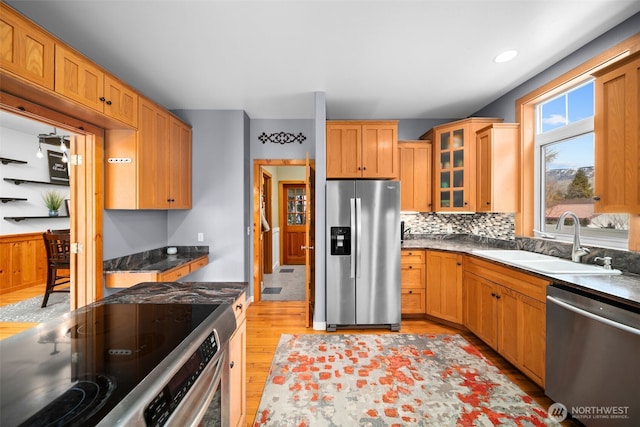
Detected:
left=103, top=246, right=209, bottom=274
left=403, top=235, right=640, bottom=309
left=99, top=281, right=248, bottom=305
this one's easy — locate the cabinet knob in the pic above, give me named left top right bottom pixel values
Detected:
left=408, top=265, right=413, bottom=269
left=491, top=292, right=496, bottom=297
left=408, top=290, right=413, bottom=294
left=486, top=201, right=490, bottom=205
left=106, top=100, right=112, bottom=105
left=457, top=262, right=461, bottom=266
left=593, top=196, right=601, bottom=201
left=99, top=96, right=105, bottom=102
left=236, top=303, right=243, bottom=311
left=230, top=361, right=235, bottom=369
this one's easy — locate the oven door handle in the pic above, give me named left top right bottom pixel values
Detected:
left=188, top=352, right=226, bottom=425
left=547, top=295, right=640, bottom=337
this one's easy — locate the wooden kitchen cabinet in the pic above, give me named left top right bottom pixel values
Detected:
left=0, top=233, right=47, bottom=294
left=105, top=97, right=192, bottom=209
left=593, top=50, right=640, bottom=214
left=229, top=292, right=247, bottom=427
left=55, top=45, right=138, bottom=127
left=0, top=3, right=55, bottom=90
left=425, top=250, right=463, bottom=323
left=400, top=249, right=426, bottom=315
left=422, top=118, right=501, bottom=211
left=463, top=256, right=550, bottom=387
left=476, top=123, right=520, bottom=212
left=105, top=255, right=208, bottom=288
left=326, top=121, right=398, bottom=178
left=399, top=141, right=432, bottom=212
left=168, top=116, right=192, bottom=209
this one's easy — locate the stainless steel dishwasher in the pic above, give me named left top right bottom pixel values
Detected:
left=546, top=284, right=640, bottom=426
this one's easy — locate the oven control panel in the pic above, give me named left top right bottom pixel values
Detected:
left=143, top=331, right=219, bottom=427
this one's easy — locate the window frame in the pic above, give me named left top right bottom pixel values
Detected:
left=515, top=33, right=640, bottom=252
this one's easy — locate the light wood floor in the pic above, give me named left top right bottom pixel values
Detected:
left=0, top=284, right=43, bottom=340
left=0, top=289, right=575, bottom=426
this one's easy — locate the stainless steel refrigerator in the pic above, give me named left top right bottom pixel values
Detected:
left=326, top=180, right=401, bottom=331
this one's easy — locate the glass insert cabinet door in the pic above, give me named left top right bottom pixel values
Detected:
left=287, top=187, right=306, bottom=225
left=438, top=128, right=466, bottom=209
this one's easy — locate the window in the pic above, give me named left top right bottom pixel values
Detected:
left=535, top=80, right=628, bottom=248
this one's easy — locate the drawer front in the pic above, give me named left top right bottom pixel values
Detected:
left=190, top=256, right=208, bottom=272
left=160, top=264, right=190, bottom=282
left=401, top=264, right=424, bottom=288
left=401, top=288, right=426, bottom=314
left=233, top=292, right=247, bottom=324
left=401, top=249, right=425, bottom=264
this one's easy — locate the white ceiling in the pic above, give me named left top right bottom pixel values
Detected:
left=6, top=0, right=640, bottom=120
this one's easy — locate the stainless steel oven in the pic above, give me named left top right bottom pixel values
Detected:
left=0, top=302, right=236, bottom=427
left=546, top=284, right=640, bottom=426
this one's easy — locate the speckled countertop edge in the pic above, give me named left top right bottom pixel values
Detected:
left=103, top=246, right=209, bottom=273
left=403, top=236, right=640, bottom=309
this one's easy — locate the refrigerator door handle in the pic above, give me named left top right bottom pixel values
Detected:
left=350, top=198, right=356, bottom=279
left=355, top=197, right=362, bottom=278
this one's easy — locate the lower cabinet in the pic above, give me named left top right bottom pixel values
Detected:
left=104, top=255, right=208, bottom=288
left=463, top=256, right=549, bottom=387
left=229, top=292, right=247, bottom=427
left=0, top=233, right=47, bottom=294
left=426, top=250, right=463, bottom=323
left=400, top=249, right=426, bottom=314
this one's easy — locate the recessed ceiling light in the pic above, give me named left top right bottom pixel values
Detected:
left=494, top=50, right=518, bottom=63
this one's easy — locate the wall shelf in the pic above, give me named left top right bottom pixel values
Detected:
left=3, top=178, right=69, bottom=187
left=0, top=157, right=28, bottom=165
left=4, top=215, right=70, bottom=223
left=1, top=197, right=28, bottom=203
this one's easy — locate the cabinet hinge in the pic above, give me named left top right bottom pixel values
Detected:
left=70, top=154, right=82, bottom=165
left=70, top=242, right=83, bottom=254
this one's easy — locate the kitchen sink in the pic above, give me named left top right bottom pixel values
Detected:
left=472, top=249, right=622, bottom=275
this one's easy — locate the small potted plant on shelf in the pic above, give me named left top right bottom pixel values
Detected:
left=42, top=190, right=65, bottom=217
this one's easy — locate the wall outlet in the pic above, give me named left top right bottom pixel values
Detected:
left=197, top=232, right=204, bottom=242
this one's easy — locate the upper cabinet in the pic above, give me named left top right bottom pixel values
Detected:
left=593, top=50, right=640, bottom=214
left=55, top=45, right=138, bottom=127
left=0, top=3, right=55, bottom=89
left=476, top=123, right=520, bottom=213
left=104, top=97, right=192, bottom=210
left=326, top=121, right=398, bottom=179
left=399, top=140, right=432, bottom=211
left=423, top=118, right=501, bottom=212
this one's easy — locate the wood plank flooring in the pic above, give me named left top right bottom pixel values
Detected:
left=0, top=284, right=43, bottom=340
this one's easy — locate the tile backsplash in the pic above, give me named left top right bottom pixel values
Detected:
left=401, top=212, right=515, bottom=240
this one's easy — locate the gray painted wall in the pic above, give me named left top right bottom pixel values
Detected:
left=103, top=211, right=167, bottom=260
left=167, top=110, right=249, bottom=282
left=474, top=12, right=640, bottom=121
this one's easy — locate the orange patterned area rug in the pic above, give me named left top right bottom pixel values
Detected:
left=253, top=334, right=557, bottom=426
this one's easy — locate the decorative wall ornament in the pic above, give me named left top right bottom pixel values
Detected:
left=259, top=131, right=306, bottom=145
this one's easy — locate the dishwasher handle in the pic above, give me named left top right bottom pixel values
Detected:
left=547, top=295, right=640, bottom=337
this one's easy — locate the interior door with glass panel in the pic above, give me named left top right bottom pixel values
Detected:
left=304, top=155, right=315, bottom=328
left=282, top=183, right=306, bottom=265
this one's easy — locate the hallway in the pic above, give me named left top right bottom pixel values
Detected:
left=261, top=265, right=305, bottom=301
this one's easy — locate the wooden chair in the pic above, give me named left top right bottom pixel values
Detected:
left=42, top=232, right=71, bottom=308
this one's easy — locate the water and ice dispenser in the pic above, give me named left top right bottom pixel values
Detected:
left=330, top=227, right=351, bottom=255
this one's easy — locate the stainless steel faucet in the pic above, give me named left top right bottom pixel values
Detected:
left=556, top=211, right=590, bottom=262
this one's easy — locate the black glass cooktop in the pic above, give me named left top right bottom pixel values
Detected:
left=0, top=303, right=223, bottom=427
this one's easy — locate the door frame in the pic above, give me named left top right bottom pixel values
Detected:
left=1, top=91, right=103, bottom=309
left=261, top=169, right=273, bottom=274
left=252, top=159, right=307, bottom=302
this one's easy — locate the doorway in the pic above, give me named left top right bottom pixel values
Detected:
left=1, top=92, right=103, bottom=311
left=253, top=159, right=314, bottom=307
